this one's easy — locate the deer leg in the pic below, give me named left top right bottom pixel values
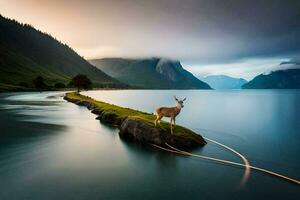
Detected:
left=170, top=118, right=173, bottom=134
left=158, top=116, right=162, bottom=125
left=155, top=115, right=162, bottom=126
left=172, top=118, right=176, bottom=134
left=154, top=115, right=159, bottom=126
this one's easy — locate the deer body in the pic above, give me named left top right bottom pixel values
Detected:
left=154, top=96, right=186, bottom=134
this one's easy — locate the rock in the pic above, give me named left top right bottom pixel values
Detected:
left=119, top=118, right=206, bottom=148
left=119, top=117, right=164, bottom=144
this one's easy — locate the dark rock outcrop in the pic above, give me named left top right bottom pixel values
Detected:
left=119, top=118, right=206, bottom=148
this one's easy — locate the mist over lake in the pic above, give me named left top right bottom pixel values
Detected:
left=0, top=90, right=299, bottom=200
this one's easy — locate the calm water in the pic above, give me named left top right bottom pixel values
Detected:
left=0, top=90, right=299, bottom=200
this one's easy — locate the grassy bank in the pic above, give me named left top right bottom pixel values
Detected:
left=65, top=92, right=203, bottom=142
left=0, top=83, right=35, bottom=92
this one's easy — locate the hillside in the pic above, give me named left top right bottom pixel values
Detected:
left=89, top=58, right=211, bottom=89
left=0, top=15, right=123, bottom=88
left=201, top=75, right=247, bottom=89
left=242, top=68, right=300, bottom=89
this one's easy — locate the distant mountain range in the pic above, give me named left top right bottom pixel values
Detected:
left=279, top=58, right=300, bottom=66
left=0, top=15, right=124, bottom=88
left=89, top=58, right=211, bottom=89
left=242, top=60, right=300, bottom=89
left=200, top=75, right=247, bottom=89
left=242, top=68, right=300, bottom=89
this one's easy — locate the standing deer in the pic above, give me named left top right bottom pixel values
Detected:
left=154, top=96, right=186, bottom=134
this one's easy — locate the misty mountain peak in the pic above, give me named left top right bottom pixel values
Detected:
left=89, top=57, right=211, bottom=89
left=155, top=58, right=183, bottom=81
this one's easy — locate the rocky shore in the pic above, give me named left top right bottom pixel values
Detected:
left=64, top=92, right=206, bottom=148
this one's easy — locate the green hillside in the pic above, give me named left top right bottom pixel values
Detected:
left=0, top=15, right=124, bottom=88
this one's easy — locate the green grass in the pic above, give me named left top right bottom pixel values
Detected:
left=65, top=92, right=201, bottom=141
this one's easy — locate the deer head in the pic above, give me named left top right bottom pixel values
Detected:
left=174, top=96, right=186, bottom=108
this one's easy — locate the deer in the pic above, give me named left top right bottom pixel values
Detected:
left=154, top=96, right=186, bottom=134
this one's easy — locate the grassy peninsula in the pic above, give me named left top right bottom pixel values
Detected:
left=64, top=92, right=206, bottom=148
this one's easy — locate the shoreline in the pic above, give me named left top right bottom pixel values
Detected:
left=2, top=87, right=300, bottom=93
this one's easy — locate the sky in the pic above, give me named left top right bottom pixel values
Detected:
left=0, top=0, right=300, bottom=80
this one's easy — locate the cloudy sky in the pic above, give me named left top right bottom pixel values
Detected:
left=0, top=0, right=299, bottom=80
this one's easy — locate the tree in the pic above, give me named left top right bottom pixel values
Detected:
left=33, top=76, right=47, bottom=90
left=18, top=82, right=28, bottom=88
left=54, top=82, right=66, bottom=89
left=68, top=74, right=92, bottom=93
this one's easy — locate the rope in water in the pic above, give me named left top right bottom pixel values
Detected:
left=150, top=142, right=300, bottom=185
left=203, top=137, right=250, bottom=185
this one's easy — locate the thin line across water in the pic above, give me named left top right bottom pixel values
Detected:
left=150, top=142, right=300, bottom=186
left=203, top=137, right=250, bottom=186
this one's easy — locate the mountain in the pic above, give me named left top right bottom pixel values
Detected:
left=280, top=58, right=300, bottom=66
left=0, top=15, right=123, bottom=88
left=200, top=75, right=247, bottom=89
left=242, top=68, right=300, bottom=89
left=89, top=58, right=211, bottom=89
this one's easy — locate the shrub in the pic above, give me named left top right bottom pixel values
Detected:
left=33, top=76, right=47, bottom=90
left=54, top=82, right=66, bottom=88
left=68, top=74, right=92, bottom=93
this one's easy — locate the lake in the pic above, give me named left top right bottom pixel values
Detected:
left=0, top=90, right=299, bottom=200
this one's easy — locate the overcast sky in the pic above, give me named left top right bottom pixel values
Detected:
left=1, top=0, right=299, bottom=80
